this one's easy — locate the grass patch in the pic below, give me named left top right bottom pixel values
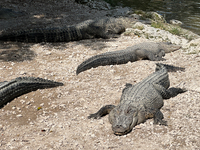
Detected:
left=168, top=28, right=181, bottom=35
left=151, top=22, right=181, bottom=36
left=151, top=22, right=165, bottom=29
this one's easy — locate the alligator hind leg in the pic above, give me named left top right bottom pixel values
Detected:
left=153, top=110, right=167, bottom=126
left=163, top=87, right=187, bottom=99
left=88, top=105, right=116, bottom=119
left=152, top=83, right=187, bottom=99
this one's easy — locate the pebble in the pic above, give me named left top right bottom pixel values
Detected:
left=170, top=19, right=183, bottom=25
left=26, top=101, right=31, bottom=105
left=12, top=106, right=16, bottom=110
left=16, top=114, right=22, bottom=117
left=19, top=71, right=26, bottom=75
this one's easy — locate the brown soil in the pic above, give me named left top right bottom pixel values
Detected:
left=0, top=0, right=200, bottom=149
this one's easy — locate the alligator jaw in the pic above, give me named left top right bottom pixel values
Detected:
left=113, top=117, right=138, bottom=136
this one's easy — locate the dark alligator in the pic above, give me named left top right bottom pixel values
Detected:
left=0, top=77, right=63, bottom=108
left=76, top=42, right=181, bottom=75
left=0, top=17, right=148, bottom=43
left=88, top=63, right=186, bottom=135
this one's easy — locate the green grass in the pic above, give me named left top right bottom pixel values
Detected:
left=168, top=28, right=181, bottom=35
left=151, top=22, right=181, bottom=36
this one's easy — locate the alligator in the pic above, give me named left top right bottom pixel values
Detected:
left=0, top=77, right=63, bottom=108
left=88, top=63, right=186, bottom=135
left=0, top=17, right=149, bottom=43
left=76, top=42, right=181, bottom=75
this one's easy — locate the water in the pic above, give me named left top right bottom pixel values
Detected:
left=105, top=0, right=200, bottom=35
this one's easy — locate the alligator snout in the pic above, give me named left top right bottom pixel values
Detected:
left=112, top=124, right=130, bottom=135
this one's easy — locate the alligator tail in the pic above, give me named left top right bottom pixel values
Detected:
left=155, top=63, right=185, bottom=72
left=76, top=49, right=137, bottom=75
left=0, top=77, right=63, bottom=107
left=0, top=26, right=86, bottom=42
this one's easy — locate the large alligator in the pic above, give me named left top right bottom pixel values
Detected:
left=0, top=77, right=63, bottom=108
left=76, top=42, right=181, bottom=75
left=88, top=63, right=186, bottom=135
left=0, top=17, right=148, bottom=43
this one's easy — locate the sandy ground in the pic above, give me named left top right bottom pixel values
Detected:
left=0, top=0, right=200, bottom=150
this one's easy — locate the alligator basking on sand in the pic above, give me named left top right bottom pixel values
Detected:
left=0, top=77, right=63, bottom=108
left=0, top=17, right=149, bottom=43
left=76, top=42, right=181, bottom=74
left=88, top=63, right=186, bottom=135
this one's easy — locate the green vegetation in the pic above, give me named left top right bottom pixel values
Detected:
left=151, top=22, right=181, bottom=36
left=151, top=22, right=165, bottom=29
left=169, top=28, right=181, bottom=35
left=135, top=10, right=165, bottom=23
left=133, top=11, right=198, bottom=40
left=132, top=25, right=144, bottom=30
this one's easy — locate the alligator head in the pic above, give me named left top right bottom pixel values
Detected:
left=158, top=42, right=181, bottom=53
left=108, top=104, right=139, bottom=135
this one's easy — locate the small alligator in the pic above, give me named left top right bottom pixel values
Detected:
left=0, top=17, right=148, bottom=43
left=88, top=63, right=186, bottom=135
left=76, top=42, right=181, bottom=74
left=0, top=77, right=63, bottom=108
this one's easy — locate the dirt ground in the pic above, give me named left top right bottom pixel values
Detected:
left=0, top=0, right=200, bottom=150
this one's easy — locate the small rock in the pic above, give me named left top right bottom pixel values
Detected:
left=16, top=114, right=22, bottom=117
left=135, top=125, right=141, bottom=129
left=29, top=122, right=34, bottom=125
left=26, top=101, right=31, bottom=105
left=99, top=119, right=104, bottom=125
left=19, top=71, right=26, bottom=75
left=12, top=106, right=16, bottom=110
left=170, top=19, right=183, bottom=25
left=90, top=134, right=95, bottom=137
left=114, top=76, right=121, bottom=80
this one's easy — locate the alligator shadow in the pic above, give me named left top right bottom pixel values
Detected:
left=0, top=42, right=36, bottom=62
left=45, top=38, right=117, bottom=52
left=76, top=38, right=118, bottom=51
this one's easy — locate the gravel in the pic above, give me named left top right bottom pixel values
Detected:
left=0, top=0, right=200, bottom=149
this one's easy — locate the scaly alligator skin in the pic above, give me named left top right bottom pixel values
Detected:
left=0, top=77, right=63, bottom=107
left=88, top=63, right=186, bottom=135
left=0, top=17, right=145, bottom=43
left=76, top=42, right=181, bottom=74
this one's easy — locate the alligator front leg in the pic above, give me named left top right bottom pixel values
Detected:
left=88, top=105, right=116, bottom=119
left=135, top=49, right=165, bottom=61
left=153, top=110, right=167, bottom=126
left=146, top=50, right=165, bottom=61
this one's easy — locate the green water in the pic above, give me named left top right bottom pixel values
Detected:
left=106, top=0, right=200, bottom=35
